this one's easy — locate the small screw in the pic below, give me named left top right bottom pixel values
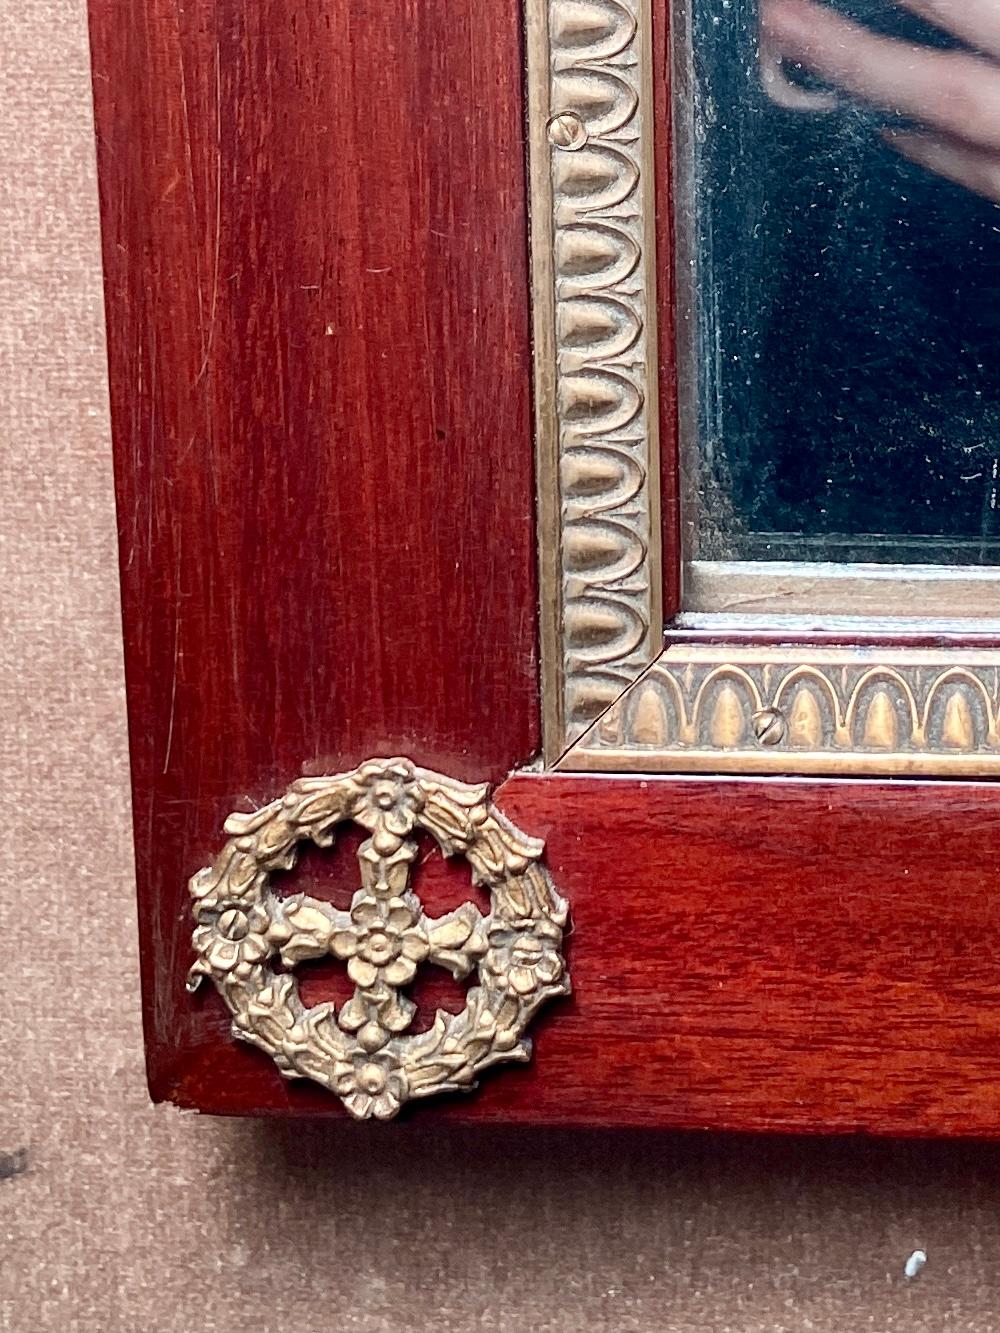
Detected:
left=547, top=112, right=588, bottom=151
left=751, top=707, right=787, bottom=746
left=218, top=908, right=250, bottom=940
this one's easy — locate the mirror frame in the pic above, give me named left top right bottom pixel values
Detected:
left=530, top=0, right=1000, bottom=776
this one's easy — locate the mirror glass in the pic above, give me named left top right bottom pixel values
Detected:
left=686, top=0, right=1000, bottom=565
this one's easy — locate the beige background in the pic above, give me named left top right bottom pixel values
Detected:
left=5, top=3, right=1000, bottom=1331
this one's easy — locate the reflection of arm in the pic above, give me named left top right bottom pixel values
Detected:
left=761, top=0, right=1000, bottom=203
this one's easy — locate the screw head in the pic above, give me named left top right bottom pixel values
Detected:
left=547, top=112, right=588, bottom=151
left=751, top=707, right=787, bottom=746
left=218, top=908, right=250, bottom=940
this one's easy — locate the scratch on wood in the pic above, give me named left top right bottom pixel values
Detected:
left=196, top=39, right=223, bottom=385
left=162, top=539, right=183, bottom=775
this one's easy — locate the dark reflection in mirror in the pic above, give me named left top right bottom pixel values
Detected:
left=688, top=0, right=1000, bottom=564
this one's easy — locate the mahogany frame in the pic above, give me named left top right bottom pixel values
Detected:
left=87, top=0, right=1000, bottom=1135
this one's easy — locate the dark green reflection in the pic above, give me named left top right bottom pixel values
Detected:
left=691, top=0, right=1000, bottom=564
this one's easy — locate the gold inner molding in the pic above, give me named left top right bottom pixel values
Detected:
left=530, top=1, right=1000, bottom=778
left=562, top=645, right=1000, bottom=776
left=529, top=0, right=662, bottom=761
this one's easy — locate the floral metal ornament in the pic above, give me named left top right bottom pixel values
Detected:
left=187, top=758, right=570, bottom=1119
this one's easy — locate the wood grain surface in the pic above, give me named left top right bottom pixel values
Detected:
left=164, top=773, right=1000, bottom=1136
left=87, top=0, right=539, bottom=1093
left=89, top=0, right=1000, bottom=1137
left=654, top=0, right=682, bottom=617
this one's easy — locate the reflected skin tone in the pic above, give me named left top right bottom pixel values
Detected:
left=760, top=0, right=1000, bottom=202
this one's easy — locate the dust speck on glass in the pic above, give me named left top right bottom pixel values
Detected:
left=685, top=0, right=1000, bottom=564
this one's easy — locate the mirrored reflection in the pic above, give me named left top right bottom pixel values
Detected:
left=686, top=0, right=1000, bottom=564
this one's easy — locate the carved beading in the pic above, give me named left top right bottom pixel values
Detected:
left=533, top=6, right=1000, bottom=780
left=565, top=646, right=1000, bottom=775
left=532, top=0, right=661, bottom=754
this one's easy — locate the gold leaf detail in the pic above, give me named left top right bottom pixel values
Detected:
left=788, top=687, right=823, bottom=750
left=631, top=682, right=670, bottom=746
left=862, top=690, right=899, bottom=750
left=536, top=0, right=660, bottom=750
left=568, top=648, right=1000, bottom=775
left=709, top=684, right=747, bottom=749
left=941, top=690, right=975, bottom=750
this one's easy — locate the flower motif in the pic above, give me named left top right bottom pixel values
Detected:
left=354, top=760, right=425, bottom=854
left=483, top=918, right=564, bottom=997
left=188, top=760, right=570, bottom=1119
left=334, top=1051, right=408, bottom=1120
left=331, top=893, right=430, bottom=989
left=189, top=905, right=272, bottom=987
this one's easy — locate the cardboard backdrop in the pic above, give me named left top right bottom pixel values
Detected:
left=4, top=3, right=1000, bottom=1330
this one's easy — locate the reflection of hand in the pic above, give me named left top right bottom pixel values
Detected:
left=761, top=0, right=1000, bottom=202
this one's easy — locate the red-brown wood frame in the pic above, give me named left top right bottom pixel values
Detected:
left=89, top=0, right=1000, bottom=1135
left=170, top=774, right=1000, bottom=1136
left=87, top=0, right=540, bottom=1101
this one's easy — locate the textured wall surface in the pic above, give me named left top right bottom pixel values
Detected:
left=5, top=3, right=1000, bottom=1331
